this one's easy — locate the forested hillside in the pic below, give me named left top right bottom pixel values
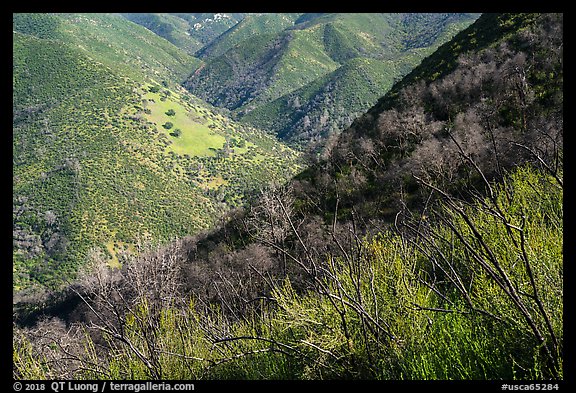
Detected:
left=183, top=13, right=479, bottom=147
left=121, top=13, right=479, bottom=147
left=196, top=13, right=302, bottom=59
left=14, top=13, right=563, bottom=382
left=12, top=13, right=300, bottom=294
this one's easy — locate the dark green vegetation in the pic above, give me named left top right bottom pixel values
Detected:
left=14, top=13, right=562, bottom=381
left=196, top=13, right=302, bottom=59
left=13, top=13, right=300, bottom=293
left=243, top=57, right=401, bottom=144
left=184, top=13, right=480, bottom=146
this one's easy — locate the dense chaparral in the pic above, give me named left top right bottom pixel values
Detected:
left=13, top=12, right=562, bottom=381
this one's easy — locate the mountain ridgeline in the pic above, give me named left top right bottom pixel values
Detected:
left=13, top=13, right=563, bottom=381
left=184, top=13, right=480, bottom=146
left=12, top=12, right=480, bottom=294
left=13, top=13, right=301, bottom=293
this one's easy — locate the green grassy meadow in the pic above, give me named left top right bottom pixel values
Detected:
left=144, top=89, right=226, bottom=156
left=13, top=14, right=301, bottom=292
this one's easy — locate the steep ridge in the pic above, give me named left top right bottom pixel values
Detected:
left=12, top=13, right=300, bottom=293
left=296, top=12, right=562, bottom=223
left=13, top=27, right=213, bottom=291
left=13, top=14, right=563, bottom=380
left=13, top=13, right=563, bottom=381
left=242, top=56, right=409, bottom=145
left=183, top=13, right=479, bottom=147
left=174, top=12, right=563, bottom=379
left=183, top=27, right=341, bottom=112
left=196, top=13, right=302, bottom=59
left=178, top=12, right=562, bottom=302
